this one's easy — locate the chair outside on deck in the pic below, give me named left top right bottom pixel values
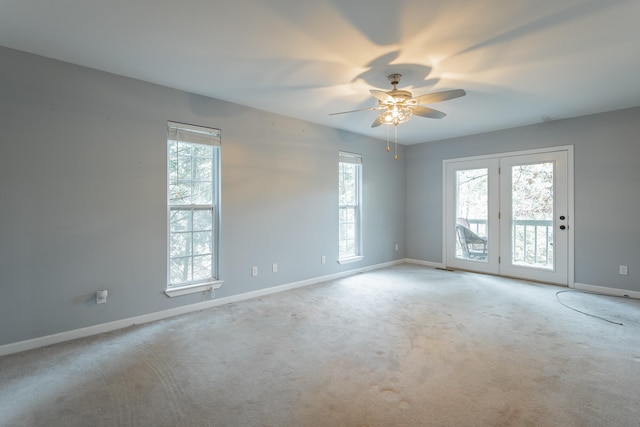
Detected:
left=455, top=218, right=488, bottom=260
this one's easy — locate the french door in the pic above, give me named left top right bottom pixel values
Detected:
left=444, top=149, right=571, bottom=285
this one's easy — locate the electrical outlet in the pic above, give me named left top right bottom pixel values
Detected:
left=251, top=266, right=258, bottom=276
left=395, top=243, right=399, bottom=251
left=321, top=255, right=326, bottom=264
left=619, top=265, right=628, bottom=275
left=272, top=263, right=278, bottom=273
left=96, top=290, right=108, bottom=304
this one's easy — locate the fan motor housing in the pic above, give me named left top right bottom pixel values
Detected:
left=387, top=89, right=412, bottom=102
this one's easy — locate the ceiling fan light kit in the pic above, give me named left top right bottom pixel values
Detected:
left=330, top=73, right=466, bottom=159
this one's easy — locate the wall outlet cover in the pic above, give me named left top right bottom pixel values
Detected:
left=96, top=290, right=108, bottom=304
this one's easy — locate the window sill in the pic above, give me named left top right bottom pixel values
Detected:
left=165, top=281, right=223, bottom=298
left=338, top=255, right=364, bottom=265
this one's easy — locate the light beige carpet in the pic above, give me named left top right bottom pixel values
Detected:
left=1, top=264, right=639, bottom=426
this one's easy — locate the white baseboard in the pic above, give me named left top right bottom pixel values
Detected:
left=202, top=259, right=404, bottom=307
left=404, top=262, right=640, bottom=300
left=0, top=259, right=405, bottom=357
left=404, top=258, right=445, bottom=269
left=571, top=282, right=640, bottom=300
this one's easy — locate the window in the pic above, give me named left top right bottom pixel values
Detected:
left=338, top=152, right=363, bottom=263
left=167, top=121, right=221, bottom=295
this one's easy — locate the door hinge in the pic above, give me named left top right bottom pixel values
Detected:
left=498, top=211, right=501, bottom=219
left=499, top=256, right=501, bottom=264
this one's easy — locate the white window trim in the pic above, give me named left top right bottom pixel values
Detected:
left=338, top=151, right=363, bottom=263
left=338, top=255, right=364, bottom=265
left=165, top=280, right=224, bottom=298
left=167, top=121, right=222, bottom=297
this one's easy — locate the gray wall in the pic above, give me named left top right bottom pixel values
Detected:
left=406, top=107, right=640, bottom=292
left=0, top=47, right=406, bottom=346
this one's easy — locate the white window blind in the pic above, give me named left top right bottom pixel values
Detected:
left=339, top=152, right=362, bottom=164
left=168, top=121, right=221, bottom=146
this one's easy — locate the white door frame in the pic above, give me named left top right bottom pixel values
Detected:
left=442, top=146, right=574, bottom=286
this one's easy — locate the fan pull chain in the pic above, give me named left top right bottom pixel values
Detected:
left=386, top=125, right=390, bottom=152
left=395, top=125, right=398, bottom=160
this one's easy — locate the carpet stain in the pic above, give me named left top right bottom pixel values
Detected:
left=380, top=388, right=400, bottom=401
left=371, top=385, right=401, bottom=402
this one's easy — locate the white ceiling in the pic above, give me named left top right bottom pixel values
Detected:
left=2, top=0, right=640, bottom=144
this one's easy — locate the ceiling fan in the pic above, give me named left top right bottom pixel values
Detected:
left=330, top=73, right=466, bottom=128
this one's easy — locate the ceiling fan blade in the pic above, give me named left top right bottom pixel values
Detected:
left=412, top=106, right=447, bottom=119
left=329, top=106, right=378, bottom=115
left=412, top=89, right=466, bottom=105
left=371, top=116, right=384, bottom=127
left=370, top=89, right=395, bottom=103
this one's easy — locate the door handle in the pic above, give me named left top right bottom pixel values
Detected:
left=559, top=215, right=565, bottom=220
left=559, top=225, right=566, bottom=230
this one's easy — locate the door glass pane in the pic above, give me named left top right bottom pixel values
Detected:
left=455, top=168, right=489, bottom=262
left=511, top=162, right=554, bottom=269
